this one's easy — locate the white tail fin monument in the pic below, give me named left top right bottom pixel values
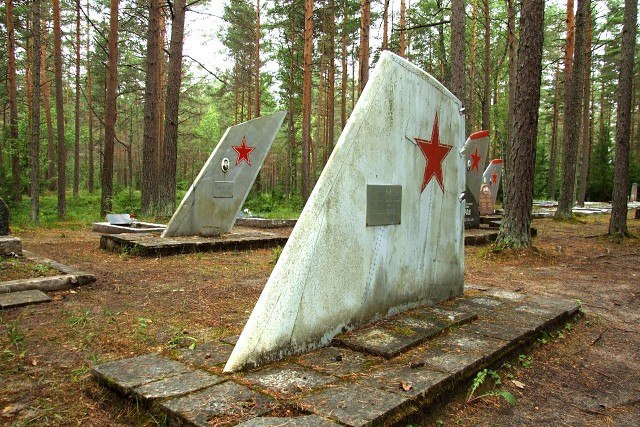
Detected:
left=224, top=52, right=465, bottom=372
left=481, top=159, right=504, bottom=213
left=460, top=130, right=490, bottom=228
left=162, top=111, right=286, bottom=238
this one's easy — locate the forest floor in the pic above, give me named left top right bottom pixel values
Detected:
left=0, top=213, right=639, bottom=426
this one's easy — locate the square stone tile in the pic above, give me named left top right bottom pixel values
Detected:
left=242, top=364, right=337, bottom=397
left=420, top=346, right=485, bottom=378
left=299, top=383, right=411, bottom=427
left=459, top=319, right=534, bottom=343
left=417, top=305, right=478, bottom=325
left=334, top=325, right=428, bottom=359
left=0, top=290, right=51, bottom=309
left=161, top=381, right=275, bottom=427
left=489, top=309, right=549, bottom=332
left=449, top=296, right=505, bottom=314
left=383, top=315, right=449, bottom=337
left=358, top=364, right=449, bottom=400
left=485, top=288, right=526, bottom=301
left=92, top=354, right=192, bottom=394
left=178, top=341, right=233, bottom=369
left=236, top=415, right=340, bottom=426
left=296, top=346, right=382, bottom=377
left=133, top=370, right=223, bottom=402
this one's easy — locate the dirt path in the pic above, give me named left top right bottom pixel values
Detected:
left=0, top=215, right=638, bottom=426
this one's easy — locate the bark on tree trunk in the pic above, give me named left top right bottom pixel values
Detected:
left=468, top=1, right=477, bottom=132
left=341, top=0, right=348, bottom=129
left=382, top=0, right=390, bottom=50
left=254, top=0, right=261, bottom=118
left=301, top=0, right=313, bottom=203
left=358, top=0, right=370, bottom=94
left=101, top=0, right=119, bottom=216
left=5, top=0, right=21, bottom=202
left=53, top=0, right=66, bottom=217
left=41, top=28, right=56, bottom=192
left=548, top=65, right=560, bottom=199
left=328, top=0, right=336, bottom=153
left=450, top=0, right=465, bottom=107
left=399, top=0, right=406, bottom=57
left=577, top=11, right=592, bottom=207
left=157, top=0, right=187, bottom=216
left=73, top=0, right=81, bottom=198
left=30, top=0, right=42, bottom=223
left=86, top=0, right=94, bottom=193
left=609, top=0, right=637, bottom=236
left=481, top=0, right=490, bottom=131
left=142, top=0, right=161, bottom=214
left=555, top=0, right=589, bottom=219
left=506, top=0, right=516, bottom=143
left=496, top=0, right=545, bottom=248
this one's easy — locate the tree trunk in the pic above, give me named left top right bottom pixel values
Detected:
left=301, top=0, right=313, bottom=203
left=608, top=0, right=637, bottom=236
left=399, top=0, right=406, bottom=57
left=496, top=0, right=545, bottom=248
left=101, top=0, right=119, bottom=216
left=507, top=0, right=516, bottom=142
left=30, top=0, right=42, bottom=223
left=73, top=0, right=81, bottom=198
left=468, top=0, right=477, bottom=132
left=156, top=10, right=166, bottom=171
left=450, top=0, right=465, bottom=104
left=382, top=0, right=390, bottom=50
left=341, top=0, right=348, bottom=129
left=328, top=0, right=336, bottom=153
left=548, top=65, right=560, bottom=199
left=53, top=0, right=66, bottom=217
left=358, top=0, right=370, bottom=94
left=157, top=0, right=187, bottom=216
left=481, top=0, right=490, bottom=131
left=254, top=0, right=261, bottom=118
left=41, top=25, right=56, bottom=192
left=5, top=0, right=21, bottom=202
left=86, top=0, right=94, bottom=193
left=564, top=0, right=575, bottom=78
left=555, top=0, right=589, bottom=219
left=577, top=11, right=592, bottom=207
left=142, top=0, right=161, bottom=214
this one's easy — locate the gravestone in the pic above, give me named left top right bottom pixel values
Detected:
left=162, top=111, right=286, bottom=238
left=460, top=131, right=490, bottom=228
left=478, top=184, right=494, bottom=216
left=0, top=198, right=8, bottom=235
left=482, top=159, right=504, bottom=211
left=225, top=52, right=465, bottom=372
left=631, top=183, right=638, bottom=203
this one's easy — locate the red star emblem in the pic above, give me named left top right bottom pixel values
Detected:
left=470, top=146, right=481, bottom=172
left=232, top=136, right=255, bottom=166
left=414, top=113, right=453, bottom=192
left=491, top=172, right=499, bottom=185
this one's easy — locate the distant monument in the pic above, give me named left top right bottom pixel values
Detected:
left=461, top=131, right=490, bottom=228
left=0, top=198, right=9, bottom=236
left=482, top=159, right=504, bottom=213
left=225, top=52, right=465, bottom=372
left=162, top=111, right=286, bottom=238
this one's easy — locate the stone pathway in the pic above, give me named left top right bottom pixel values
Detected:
left=92, top=289, right=579, bottom=426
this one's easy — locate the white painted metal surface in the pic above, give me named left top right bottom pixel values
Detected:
left=225, top=52, right=465, bottom=372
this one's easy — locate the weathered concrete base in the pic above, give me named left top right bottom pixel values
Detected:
left=0, top=289, right=51, bottom=309
left=100, top=227, right=288, bottom=256
left=234, top=218, right=297, bottom=229
left=0, top=236, right=22, bottom=256
left=93, top=289, right=579, bottom=426
left=92, top=221, right=167, bottom=234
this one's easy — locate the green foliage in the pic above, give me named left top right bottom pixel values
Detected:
left=242, top=189, right=302, bottom=219
left=466, top=368, right=516, bottom=406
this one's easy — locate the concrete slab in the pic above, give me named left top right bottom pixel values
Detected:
left=234, top=218, right=297, bottom=229
left=0, top=289, right=51, bottom=309
left=358, top=364, right=449, bottom=401
left=242, top=364, right=337, bottom=397
left=161, top=381, right=275, bottom=427
left=236, top=415, right=340, bottom=426
left=296, top=346, right=382, bottom=377
left=92, top=221, right=166, bottom=234
left=133, top=370, right=223, bottom=402
left=92, top=354, right=192, bottom=394
left=163, top=111, right=287, bottom=238
left=0, top=236, right=22, bottom=256
left=299, top=383, right=412, bottom=427
left=177, top=342, right=233, bottom=370
left=100, top=228, right=287, bottom=256
left=226, top=52, right=466, bottom=372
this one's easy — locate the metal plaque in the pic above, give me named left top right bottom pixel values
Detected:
left=213, top=181, right=234, bottom=198
left=366, top=185, right=402, bottom=226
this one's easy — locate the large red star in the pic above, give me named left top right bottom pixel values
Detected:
left=414, top=113, right=453, bottom=192
left=232, top=136, right=255, bottom=166
left=470, top=146, right=482, bottom=172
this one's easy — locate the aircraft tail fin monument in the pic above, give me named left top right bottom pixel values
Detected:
left=482, top=159, right=504, bottom=209
left=225, top=52, right=465, bottom=372
left=460, top=130, right=490, bottom=228
left=162, top=111, right=286, bottom=238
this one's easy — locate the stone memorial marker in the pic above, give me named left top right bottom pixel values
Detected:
left=0, top=197, right=9, bottom=235
left=460, top=131, right=490, bottom=228
left=162, top=111, right=286, bottom=237
left=631, top=182, right=638, bottom=203
left=482, top=159, right=504, bottom=211
left=225, top=52, right=465, bottom=372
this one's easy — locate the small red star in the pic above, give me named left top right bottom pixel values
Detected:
left=491, top=172, right=499, bottom=185
left=414, top=113, right=453, bottom=192
left=232, top=136, right=255, bottom=166
left=470, top=146, right=482, bottom=172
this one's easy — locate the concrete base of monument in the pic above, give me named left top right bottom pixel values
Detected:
left=92, top=221, right=167, bottom=234
left=0, top=250, right=96, bottom=309
left=92, top=288, right=580, bottom=426
left=0, top=235, right=22, bottom=256
left=234, top=218, right=297, bottom=229
left=100, top=227, right=289, bottom=256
